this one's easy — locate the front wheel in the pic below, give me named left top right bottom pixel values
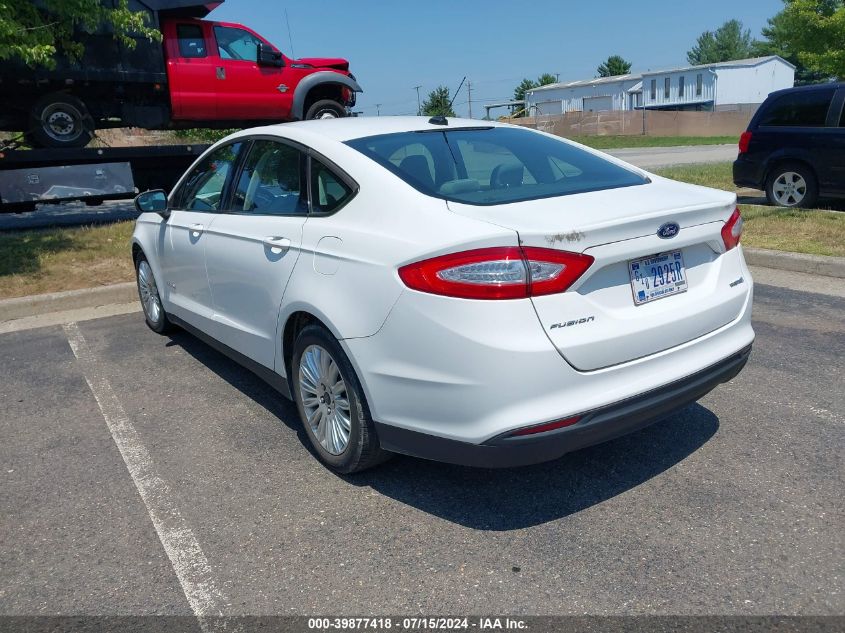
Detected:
left=305, top=99, right=346, bottom=120
left=135, top=255, right=173, bottom=334
left=765, top=163, right=818, bottom=208
left=292, top=324, right=389, bottom=473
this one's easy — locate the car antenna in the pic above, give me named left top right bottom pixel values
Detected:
left=429, top=76, right=466, bottom=126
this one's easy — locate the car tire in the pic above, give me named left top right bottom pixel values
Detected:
left=765, top=162, right=818, bottom=209
left=305, top=99, right=346, bottom=120
left=291, top=324, right=390, bottom=474
left=135, top=254, right=173, bottom=334
left=28, top=93, right=95, bottom=149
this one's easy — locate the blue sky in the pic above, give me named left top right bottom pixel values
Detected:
left=207, top=0, right=785, bottom=118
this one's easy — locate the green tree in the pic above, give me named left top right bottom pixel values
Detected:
left=0, top=0, right=160, bottom=69
left=756, top=0, right=845, bottom=82
left=686, top=19, right=756, bottom=65
left=421, top=85, right=456, bottom=117
left=597, top=55, right=633, bottom=77
left=536, top=73, right=557, bottom=86
left=511, top=74, right=556, bottom=117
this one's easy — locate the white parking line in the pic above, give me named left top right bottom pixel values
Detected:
left=63, top=321, right=227, bottom=631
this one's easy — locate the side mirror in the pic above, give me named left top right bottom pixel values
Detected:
left=257, top=43, right=283, bottom=67
left=135, top=189, right=169, bottom=217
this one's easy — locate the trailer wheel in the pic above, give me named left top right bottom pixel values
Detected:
left=29, top=94, right=95, bottom=148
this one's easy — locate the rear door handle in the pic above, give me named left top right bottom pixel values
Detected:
left=263, top=236, right=291, bottom=253
left=190, top=223, right=204, bottom=236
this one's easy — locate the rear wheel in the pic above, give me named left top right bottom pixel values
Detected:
left=305, top=99, right=346, bottom=120
left=28, top=93, right=95, bottom=148
left=765, top=162, right=818, bottom=208
left=292, top=324, right=389, bottom=473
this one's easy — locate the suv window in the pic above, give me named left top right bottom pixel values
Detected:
left=177, top=143, right=243, bottom=211
left=759, top=89, right=835, bottom=127
left=346, top=127, right=648, bottom=206
left=177, top=24, right=206, bottom=58
left=840, top=101, right=845, bottom=127
left=311, top=159, right=354, bottom=213
left=214, top=26, right=261, bottom=61
left=231, top=140, right=307, bottom=215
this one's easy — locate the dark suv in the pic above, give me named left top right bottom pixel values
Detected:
left=733, top=83, right=845, bottom=208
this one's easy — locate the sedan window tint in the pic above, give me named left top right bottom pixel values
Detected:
left=177, top=142, right=242, bottom=211
left=231, top=140, right=307, bottom=215
left=346, top=127, right=647, bottom=206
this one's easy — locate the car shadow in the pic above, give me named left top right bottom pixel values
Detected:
left=165, top=329, right=719, bottom=531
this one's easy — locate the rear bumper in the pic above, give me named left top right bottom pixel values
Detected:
left=733, top=156, right=764, bottom=189
left=375, top=344, right=751, bottom=468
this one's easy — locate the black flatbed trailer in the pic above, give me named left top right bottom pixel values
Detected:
left=0, top=143, right=209, bottom=213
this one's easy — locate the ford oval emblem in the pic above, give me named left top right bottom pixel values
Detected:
left=657, top=222, right=680, bottom=239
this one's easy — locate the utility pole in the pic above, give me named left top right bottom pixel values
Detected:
left=375, top=104, right=382, bottom=116
left=467, top=80, right=472, bottom=119
left=413, top=85, right=422, bottom=115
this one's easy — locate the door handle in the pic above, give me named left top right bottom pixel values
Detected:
left=263, top=236, right=291, bottom=253
left=190, top=223, right=204, bottom=236
left=216, top=66, right=225, bottom=80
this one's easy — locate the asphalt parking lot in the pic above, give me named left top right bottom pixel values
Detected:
left=1, top=275, right=843, bottom=620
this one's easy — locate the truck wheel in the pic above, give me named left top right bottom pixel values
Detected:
left=305, top=99, right=346, bottom=120
left=29, top=94, right=95, bottom=148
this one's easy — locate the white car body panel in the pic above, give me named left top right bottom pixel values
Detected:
left=131, top=116, right=754, bottom=462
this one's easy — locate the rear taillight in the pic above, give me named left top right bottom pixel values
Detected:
left=721, top=207, right=744, bottom=251
left=738, top=131, right=752, bottom=155
left=398, top=247, right=594, bottom=300
left=507, top=416, right=581, bottom=437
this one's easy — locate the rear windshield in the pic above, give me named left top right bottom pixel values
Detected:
left=344, top=126, right=648, bottom=205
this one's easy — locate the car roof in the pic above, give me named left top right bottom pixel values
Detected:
left=767, top=81, right=844, bottom=99
left=227, top=116, right=508, bottom=144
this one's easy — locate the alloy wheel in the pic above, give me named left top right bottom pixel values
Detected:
left=772, top=171, right=807, bottom=206
left=298, top=344, right=351, bottom=455
left=137, top=260, right=162, bottom=325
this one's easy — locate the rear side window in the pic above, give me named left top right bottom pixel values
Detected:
left=311, top=159, right=354, bottom=213
left=177, top=24, right=206, bottom=58
left=345, top=127, right=648, bottom=206
left=759, top=89, right=835, bottom=127
left=231, top=140, right=307, bottom=215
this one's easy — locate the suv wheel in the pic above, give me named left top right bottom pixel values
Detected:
left=766, top=163, right=818, bottom=208
left=291, top=324, right=390, bottom=473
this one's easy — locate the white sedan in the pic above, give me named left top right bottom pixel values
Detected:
left=132, top=116, right=754, bottom=473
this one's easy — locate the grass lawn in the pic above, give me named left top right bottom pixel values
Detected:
left=569, top=135, right=738, bottom=150
left=0, top=221, right=135, bottom=299
left=655, top=162, right=845, bottom=257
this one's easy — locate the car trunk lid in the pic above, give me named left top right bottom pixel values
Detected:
left=447, top=177, right=749, bottom=370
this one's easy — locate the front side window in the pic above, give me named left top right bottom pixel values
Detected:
left=177, top=142, right=243, bottom=211
left=177, top=24, right=206, bottom=58
left=346, top=127, right=648, bottom=206
left=759, top=89, right=835, bottom=127
left=231, top=140, right=307, bottom=215
left=311, top=158, right=354, bottom=213
left=214, top=26, right=262, bottom=61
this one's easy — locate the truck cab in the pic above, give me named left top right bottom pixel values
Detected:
left=162, top=17, right=358, bottom=123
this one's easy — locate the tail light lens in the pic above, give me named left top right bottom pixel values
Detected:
left=721, top=207, right=744, bottom=251
left=398, top=247, right=594, bottom=300
left=738, top=131, right=752, bottom=155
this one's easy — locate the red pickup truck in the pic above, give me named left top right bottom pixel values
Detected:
left=0, top=1, right=361, bottom=148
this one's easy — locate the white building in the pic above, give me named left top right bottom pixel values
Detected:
left=525, top=56, right=795, bottom=115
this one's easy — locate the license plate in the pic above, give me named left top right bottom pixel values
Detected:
left=628, top=250, right=688, bottom=305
